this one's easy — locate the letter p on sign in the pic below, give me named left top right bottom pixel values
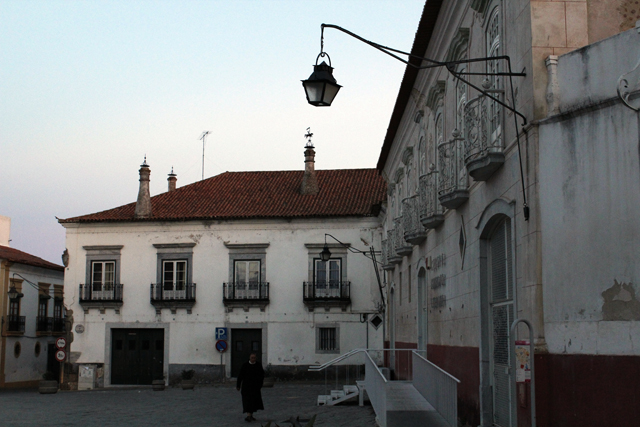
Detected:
left=215, top=327, right=228, bottom=340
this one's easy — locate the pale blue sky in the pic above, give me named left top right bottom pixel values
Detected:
left=1, top=0, right=425, bottom=264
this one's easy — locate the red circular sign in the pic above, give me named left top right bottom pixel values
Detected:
left=55, top=349, right=66, bottom=362
left=215, top=340, right=228, bottom=353
left=56, top=337, right=67, bottom=349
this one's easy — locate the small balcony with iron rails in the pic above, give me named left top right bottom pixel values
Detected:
left=419, top=170, right=445, bottom=229
left=3, top=315, right=26, bottom=335
left=386, top=229, right=402, bottom=265
left=79, top=283, right=124, bottom=314
left=223, top=282, right=269, bottom=312
left=303, top=281, right=350, bottom=312
left=52, top=317, right=66, bottom=334
left=437, top=130, right=469, bottom=209
left=402, top=195, right=427, bottom=245
left=464, top=89, right=505, bottom=181
left=381, top=239, right=394, bottom=271
left=150, top=283, right=196, bottom=314
left=36, top=316, right=53, bottom=336
left=393, top=217, right=413, bottom=257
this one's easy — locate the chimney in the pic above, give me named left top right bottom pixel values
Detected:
left=134, top=157, right=152, bottom=218
left=300, top=141, right=319, bottom=195
left=167, top=167, right=177, bottom=192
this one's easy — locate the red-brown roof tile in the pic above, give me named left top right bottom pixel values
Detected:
left=59, top=169, right=386, bottom=224
left=0, top=246, right=64, bottom=271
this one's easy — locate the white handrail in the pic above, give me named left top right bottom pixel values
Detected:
left=308, top=348, right=419, bottom=371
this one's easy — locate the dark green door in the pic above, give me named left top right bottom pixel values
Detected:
left=111, top=329, right=164, bottom=385
left=231, top=328, right=262, bottom=377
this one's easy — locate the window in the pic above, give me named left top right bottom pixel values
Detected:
left=162, top=260, right=187, bottom=298
left=486, top=5, right=503, bottom=148
left=92, top=261, right=115, bottom=291
left=153, top=243, right=196, bottom=303
left=314, top=259, right=341, bottom=296
left=316, top=324, right=339, bottom=353
left=234, top=260, right=261, bottom=299
left=38, top=297, right=47, bottom=318
left=83, top=245, right=123, bottom=299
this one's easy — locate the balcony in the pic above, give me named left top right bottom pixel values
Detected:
left=79, top=283, right=123, bottom=313
left=386, top=230, right=402, bottom=265
left=36, top=316, right=53, bottom=335
left=419, top=172, right=445, bottom=229
left=4, top=315, right=25, bottom=335
left=303, top=281, right=350, bottom=312
left=52, top=317, right=66, bottom=334
left=150, top=283, right=196, bottom=314
left=394, top=217, right=413, bottom=256
left=402, top=196, right=427, bottom=245
left=437, top=134, right=469, bottom=209
left=464, top=93, right=504, bottom=181
left=381, top=239, right=394, bottom=271
left=223, top=282, right=269, bottom=312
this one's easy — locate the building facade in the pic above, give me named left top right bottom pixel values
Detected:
left=1, top=216, right=65, bottom=388
left=377, top=1, right=640, bottom=426
left=59, top=146, right=387, bottom=388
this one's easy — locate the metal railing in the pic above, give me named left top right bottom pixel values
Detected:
left=52, top=317, right=66, bottom=333
left=303, top=281, right=350, bottom=300
left=79, top=283, right=123, bottom=302
left=36, top=316, right=53, bottom=333
left=150, top=283, right=196, bottom=301
left=464, top=92, right=504, bottom=164
left=419, top=172, right=445, bottom=227
left=402, top=195, right=426, bottom=243
left=437, top=136, right=468, bottom=198
left=413, top=351, right=460, bottom=427
left=364, top=351, right=388, bottom=427
left=5, top=315, right=25, bottom=332
left=223, top=282, right=269, bottom=301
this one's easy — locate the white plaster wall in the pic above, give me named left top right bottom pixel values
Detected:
left=62, top=216, right=384, bottom=376
left=3, top=263, right=63, bottom=384
left=539, top=26, right=640, bottom=355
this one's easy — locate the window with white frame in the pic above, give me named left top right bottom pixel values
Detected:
left=83, top=245, right=123, bottom=298
left=224, top=243, right=269, bottom=301
left=316, top=325, right=339, bottom=353
left=91, top=261, right=115, bottom=291
left=163, top=260, right=187, bottom=291
left=234, top=259, right=261, bottom=298
left=314, top=259, right=341, bottom=296
left=153, top=243, right=196, bottom=300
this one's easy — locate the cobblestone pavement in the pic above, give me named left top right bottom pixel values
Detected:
left=0, top=382, right=377, bottom=427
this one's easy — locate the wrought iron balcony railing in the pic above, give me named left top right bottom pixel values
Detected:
left=437, top=133, right=469, bottom=209
left=303, top=281, right=350, bottom=300
left=5, top=315, right=25, bottom=333
left=150, top=283, right=196, bottom=302
left=464, top=92, right=505, bottom=181
left=386, top=229, right=402, bottom=265
left=36, top=316, right=53, bottom=333
left=419, top=172, right=445, bottom=229
left=52, top=317, right=66, bottom=333
left=394, top=217, right=413, bottom=256
left=402, top=195, right=427, bottom=245
left=223, top=282, right=269, bottom=301
left=79, top=283, right=124, bottom=302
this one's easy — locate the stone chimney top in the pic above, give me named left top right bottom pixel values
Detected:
left=300, top=128, right=319, bottom=195
left=134, top=156, right=152, bottom=218
left=167, top=167, right=177, bottom=192
left=0, top=215, right=10, bottom=247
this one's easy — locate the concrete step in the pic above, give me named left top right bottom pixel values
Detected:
left=317, top=395, right=332, bottom=406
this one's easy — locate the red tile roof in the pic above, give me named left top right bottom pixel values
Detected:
left=0, top=246, right=64, bottom=271
left=59, top=169, right=386, bottom=224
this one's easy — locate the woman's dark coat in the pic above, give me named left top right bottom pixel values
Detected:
left=236, top=361, right=265, bottom=413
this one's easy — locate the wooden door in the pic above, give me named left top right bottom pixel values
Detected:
left=231, top=328, right=262, bottom=377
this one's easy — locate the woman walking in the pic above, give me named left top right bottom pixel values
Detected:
left=236, top=352, right=265, bottom=422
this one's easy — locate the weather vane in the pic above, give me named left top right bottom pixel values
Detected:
left=305, top=127, right=314, bottom=147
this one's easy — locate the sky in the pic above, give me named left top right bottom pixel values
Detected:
left=1, top=0, right=425, bottom=265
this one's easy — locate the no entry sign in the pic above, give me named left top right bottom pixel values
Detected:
left=215, top=340, right=228, bottom=353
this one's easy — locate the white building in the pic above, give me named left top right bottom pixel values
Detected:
left=376, top=1, right=640, bottom=426
left=58, top=145, right=386, bottom=388
left=0, top=216, right=65, bottom=388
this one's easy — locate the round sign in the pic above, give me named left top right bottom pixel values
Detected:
left=55, top=337, right=67, bottom=349
left=215, top=340, right=228, bottom=353
left=55, top=349, right=66, bottom=362
left=75, top=324, right=85, bottom=334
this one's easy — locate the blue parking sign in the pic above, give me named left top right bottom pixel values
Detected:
left=215, top=327, right=228, bottom=340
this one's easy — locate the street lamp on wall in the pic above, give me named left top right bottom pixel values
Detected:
left=8, top=285, right=23, bottom=300
left=301, top=54, right=341, bottom=107
left=303, top=24, right=530, bottom=221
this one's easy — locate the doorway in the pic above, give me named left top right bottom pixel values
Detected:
left=417, top=267, right=428, bottom=352
left=231, top=328, right=262, bottom=377
left=111, top=329, right=164, bottom=385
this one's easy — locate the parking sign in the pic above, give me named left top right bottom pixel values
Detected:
left=215, top=327, right=228, bottom=340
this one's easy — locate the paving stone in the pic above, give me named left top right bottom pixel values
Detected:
left=0, top=382, right=378, bottom=427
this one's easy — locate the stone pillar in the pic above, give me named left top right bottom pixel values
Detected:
left=134, top=159, right=152, bottom=218
left=545, top=55, right=560, bottom=116
left=300, top=144, right=319, bottom=195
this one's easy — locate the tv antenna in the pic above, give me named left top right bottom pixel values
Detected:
left=199, top=131, right=210, bottom=180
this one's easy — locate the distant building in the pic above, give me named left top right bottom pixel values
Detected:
left=0, top=217, right=65, bottom=388
left=378, top=1, right=640, bottom=426
left=58, top=144, right=386, bottom=388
